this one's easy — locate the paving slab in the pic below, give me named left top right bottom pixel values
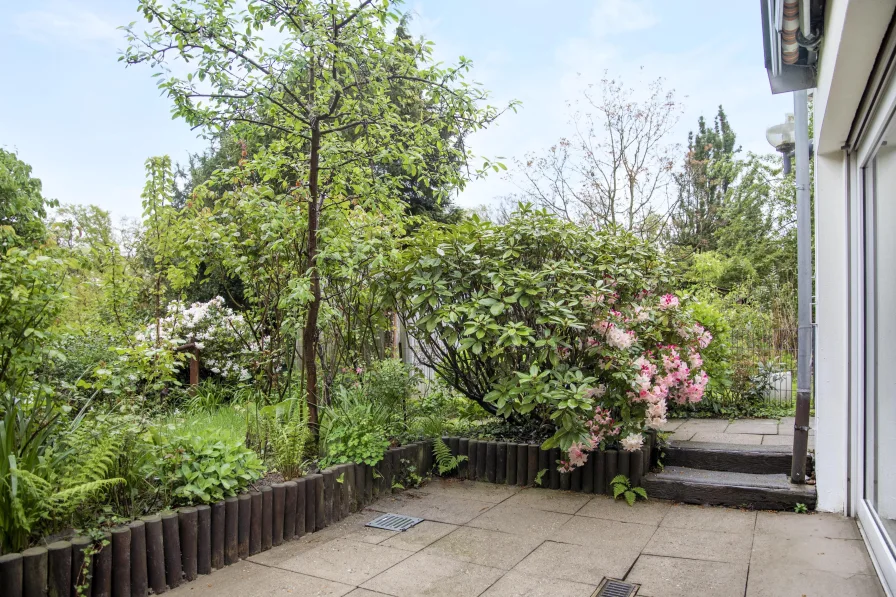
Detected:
left=746, top=566, right=886, bottom=597
left=466, top=503, right=572, bottom=540
left=501, top=487, right=591, bottom=514
left=514, top=540, right=641, bottom=584
left=415, top=478, right=521, bottom=503
left=750, top=534, right=876, bottom=577
left=551, top=515, right=656, bottom=550
left=344, top=590, right=393, bottom=597
left=660, top=503, right=756, bottom=535
left=726, top=420, right=779, bottom=435
left=248, top=511, right=379, bottom=566
left=777, top=416, right=815, bottom=436
left=626, top=554, right=748, bottom=597
left=274, top=537, right=412, bottom=586
left=762, top=434, right=815, bottom=450
left=576, top=495, right=671, bottom=526
left=422, top=526, right=542, bottom=570
left=480, top=570, right=597, bottom=597
left=643, top=525, right=753, bottom=563
left=369, top=491, right=493, bottom=525
left=361, top=552, right=503, bottom=597
left=755, top=511, right=861, bottom=540
left=378, top=520, right=457, bottom=552
left=660, top=419, right=685, bottom=431
left=690, top=431, right=763, bottom=445
left=165, top=561, right=355, bottom=597
left=666, top=430, right=696, bottom=441
left=675, top=419, right=730, bottom=434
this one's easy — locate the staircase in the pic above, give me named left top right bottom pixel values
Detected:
left=641, top=440, right=817, bottom=510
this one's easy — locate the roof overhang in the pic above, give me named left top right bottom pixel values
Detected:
left=760, top=0, right=824, bottom=94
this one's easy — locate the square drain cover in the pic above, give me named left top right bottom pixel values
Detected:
left=593, top=578, right=638, bottom=597
left=365, top=513, right=424, bottom=532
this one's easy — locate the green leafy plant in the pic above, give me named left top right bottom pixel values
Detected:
left=149, top=429, right=264, bottom=506
left=534, top=469, right=547, bottom=486
left=611, top=475, right=648, bottom=506
left=247, top=398, right=311, bottom=479
left=319, top=385, right=399, bottom=468
left=433, top=438, right=467, bottom=475
left=391, top=458, right=423, bottom=490
left=794, top=502, right=808, bottom=514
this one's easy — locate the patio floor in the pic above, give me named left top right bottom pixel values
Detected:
left=664, top=417, right=815, bottom=450
left=167, top=477, right=883, bottom=597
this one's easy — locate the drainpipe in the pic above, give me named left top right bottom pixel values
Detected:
left=791, top=88, right=812, bottom=484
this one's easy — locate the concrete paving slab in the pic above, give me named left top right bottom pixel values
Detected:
left=661, top=419, right=685, bottom=431
left=676, top=419, right=730, bottom=434
left=514, top=540, right=641, bottom=585
left=480, top=570, right=597, bottom=597
left=690, top=431, right=763, bottom=445
left=660, top=503, right=756, bottom=535
left=466, top=503, right=572, bottom=540
left=248, top=511, right=379, bottom=566
left=726, top=420, right=779, bottom=435
left=666, top=430, right=695, bottom=441
left=762, top=434, right=815, bottom=450
left=746, top=566, right=886, bottom=597
left=414, top=478, right=521, bottom=504
left=778, top=417, right=815, bottom=436
left=576, top=495, right=672, bottom=526
left=551, top=515, right=656, bottom=550
left=750, top=534, right=876, bottom=577
left=755, top=511, right=861, bottom=540
left=344, top=590, right=393, bottom=597
left=165, top=561, right=355, bottom=597
left=378, top=520, right=457, bottom=552
left=626, top=554, right=748, bottom=597
left=643, top=526, right=753, bottom=563
left=422, top=526, right=542, bottom=570
left=361, top=552, right=503, bottom=597
left=369, top=491, right=493, bottom=525
left=274, top=538, right=412, bottom=586
left=501, top=487, right=591, bottom=514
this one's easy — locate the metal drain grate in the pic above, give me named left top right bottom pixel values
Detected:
left=592, top=578, right=638, bottom=597
left=365, top=513, right=424, bottom=532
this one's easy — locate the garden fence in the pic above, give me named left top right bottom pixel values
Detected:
left=724, top=326, right=815, bottom=407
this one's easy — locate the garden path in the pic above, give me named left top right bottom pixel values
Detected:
left=664, top=417, right=815, bottom=450
left=166, top=476, right=880, bottom=597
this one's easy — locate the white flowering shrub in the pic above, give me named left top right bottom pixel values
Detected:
left=393, top=206, right=712, bottom=471
left=136, top=296, right=260, bottom=382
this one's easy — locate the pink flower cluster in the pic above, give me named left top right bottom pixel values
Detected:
left=658, top=294, right=680, bottom=310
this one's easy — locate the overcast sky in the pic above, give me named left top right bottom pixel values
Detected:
left=0, top=0, right=793, bottom=221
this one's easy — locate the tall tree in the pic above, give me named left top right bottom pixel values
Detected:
left=669, top=106, right=739, bottom=252
left=124, top=0, right=510, bottom=431
left=514, top=74, right=682, bottom=238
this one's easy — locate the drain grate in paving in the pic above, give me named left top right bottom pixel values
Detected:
left=365, top=513, right=424, bottom=532
left=593, top=578, right=638, bottom=597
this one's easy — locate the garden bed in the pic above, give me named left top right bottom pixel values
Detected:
left=0, top=441, right=433, bottom=597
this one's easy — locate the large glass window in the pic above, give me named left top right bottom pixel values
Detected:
left=864, top=128, right=896, bottom=551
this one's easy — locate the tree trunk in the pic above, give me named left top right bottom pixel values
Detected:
left=303, top=121, right=322, bottom=437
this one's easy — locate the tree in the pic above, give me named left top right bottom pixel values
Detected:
left=124, top=0, right=510, bottom=431
left=0, top=148, right=56, bottom=248
left=514, top=74, right=682, bottom=238
left=668, top=106, right=740, bottom=252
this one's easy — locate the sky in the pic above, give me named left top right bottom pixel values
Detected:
left=0, top=0, right=793, bottom=221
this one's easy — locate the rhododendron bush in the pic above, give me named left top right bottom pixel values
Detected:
left=392, top=206, right=711, bottom=464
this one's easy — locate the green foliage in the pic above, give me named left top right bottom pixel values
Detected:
left=247, top=398, right=311, bottom=479
left=149, top=426, right=264, bottom=506
left=432, top=438, right=467, bottom=475
left=0, top=148, right=55, bottom=247
left=0, top=395, right=126, bottom=553
left=319, top=386, right=398, bottom=467
left=534, top=468, right=547, bottom=486
left=391, top=457, right=423, bottom=490
left=794, top=502, right=808, bottom=514
left=610, top=474, right=647, bottom=506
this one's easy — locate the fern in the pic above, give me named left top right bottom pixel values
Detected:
left=433, top=438, right=467, bottom=475
left=610, top=474, right=648, bottom=507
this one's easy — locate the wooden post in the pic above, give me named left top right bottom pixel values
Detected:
left=175, top=339, right=200, bottom=388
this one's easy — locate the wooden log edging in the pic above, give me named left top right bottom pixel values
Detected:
left=0, top=442, right=435, bottom=597
left=438, top=436, right=660, bottom=497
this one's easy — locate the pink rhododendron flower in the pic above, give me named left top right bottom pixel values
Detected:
left=567, top=443, right=589, bottom=468
left=621, top=433, right=644, bottom=452
left=584, top=385, right=607, bottom=399
left=593, top=320, right=613, bottom=334
left=606, top=327, right=635, bottom=350
left=658, top=294, right=680, bottom=310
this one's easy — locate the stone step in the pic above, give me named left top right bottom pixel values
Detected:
left=663, top=440, right=812, bottom=475
left=641, top=466, right=817, bottom=511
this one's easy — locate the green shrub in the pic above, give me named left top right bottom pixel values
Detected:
left=247, top=398, right=311, bottom=479
left=149, top=429, right=264, bottom=506
left=319, top=386, right=398, bottom=467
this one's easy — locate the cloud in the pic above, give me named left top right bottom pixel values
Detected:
left=15, top=3, right=119, bottom=45
left=589, top=0, right=658, bottom=37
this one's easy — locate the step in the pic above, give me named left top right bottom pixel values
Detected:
left=663, top=440, right=809, bottom=475
left=641, top=466, right=817, bottom=510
